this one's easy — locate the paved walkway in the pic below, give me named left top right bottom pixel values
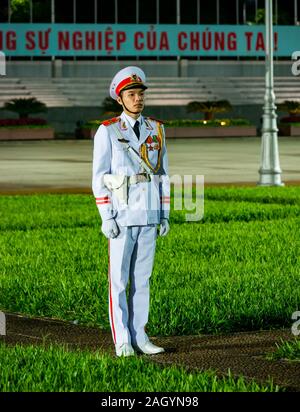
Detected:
left=0, top=137, right=299, bottom=193
left=1, top=312, right=299, bottom=391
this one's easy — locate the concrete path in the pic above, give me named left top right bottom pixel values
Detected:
left=1, top=312, right=299, bottom=391
left=0, top=137, right=299, bottom=193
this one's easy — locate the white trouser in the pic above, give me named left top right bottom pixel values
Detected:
left=108, top=224, right=157, bottom=346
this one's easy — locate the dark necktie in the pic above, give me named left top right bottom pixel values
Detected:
left=133, top=120, right=140, bottom=139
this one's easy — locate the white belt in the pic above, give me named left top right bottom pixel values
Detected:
left=103, top=173, right=152, bottom=205
left=128, top=173, right=152, bottom=185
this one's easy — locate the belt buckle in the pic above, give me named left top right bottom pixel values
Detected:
left=135, top=173, right=151, bottom=183
left=140, top=173, right=149, bottom=182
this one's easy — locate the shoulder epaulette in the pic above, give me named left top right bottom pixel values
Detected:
left=102, top=117, right=120, bottom=127
left=146, top=116, right=165, bottom=124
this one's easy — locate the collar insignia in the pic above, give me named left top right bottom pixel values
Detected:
left=120, top=120, right=128, bottom=130
left=144, top=118, right=153, bottom=130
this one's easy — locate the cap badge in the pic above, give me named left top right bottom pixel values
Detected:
left=131, top=74, right=142, bottom=82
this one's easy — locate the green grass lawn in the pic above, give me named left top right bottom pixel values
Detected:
left=0, top=343, right=280, bottom=392
left=266, top=338, right=300, bottom=362
left=0, top=186, right=298, bottom=392
left=0, top=186, right=299, bottom=336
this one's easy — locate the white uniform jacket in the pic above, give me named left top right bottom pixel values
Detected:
left=92, top=111, right=170, bottom=226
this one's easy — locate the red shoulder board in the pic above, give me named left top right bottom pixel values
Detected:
left=102, top=117, right=120, bottom=127
left=146, top=116, right=165, bottom=124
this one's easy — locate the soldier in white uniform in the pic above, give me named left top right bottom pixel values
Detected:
left=92, top=66, right=170, bottom=357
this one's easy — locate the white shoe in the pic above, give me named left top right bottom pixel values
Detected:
left=115, top=343, right=135, bottom=357
left=134, top=341, right=165, bottom=355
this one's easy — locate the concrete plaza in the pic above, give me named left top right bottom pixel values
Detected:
left=0, top=137, right=299, bottom=193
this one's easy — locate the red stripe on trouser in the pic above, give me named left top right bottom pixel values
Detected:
left=161, top=197, right=170, bottom=203
left=108, top=239, right=116, bottom=345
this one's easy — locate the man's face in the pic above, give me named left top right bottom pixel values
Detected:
left=117, top=88, right=145, bottom=113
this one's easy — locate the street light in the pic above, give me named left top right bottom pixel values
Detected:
left=51, top=0, right=55, bottom=77
left=258, top=0, right=284, bottom=186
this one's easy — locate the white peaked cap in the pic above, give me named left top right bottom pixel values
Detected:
left=109, top=66, right=147, bottom=100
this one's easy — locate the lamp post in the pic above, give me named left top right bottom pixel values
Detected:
left=51, top=0, right=55, bottom=77
left=258, top=0, right=284, bottom=186
left=177, top=0, right=181, bottom=76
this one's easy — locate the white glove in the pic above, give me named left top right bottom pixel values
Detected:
left=101, top=218, right=119, bottom=239
left=159, top=218, right=170, bottom=237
